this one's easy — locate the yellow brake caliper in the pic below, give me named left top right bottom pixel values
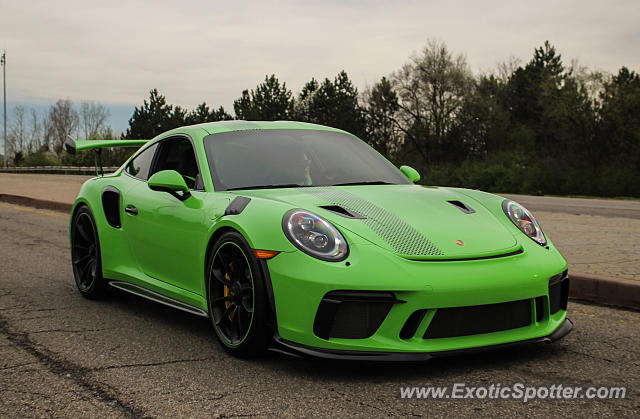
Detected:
left=224, top=261, right=234, bottom=319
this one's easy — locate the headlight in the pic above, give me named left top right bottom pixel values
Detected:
left=282, top=209, right=349, bottom=261
left=502, top=200, right=547, bottom=246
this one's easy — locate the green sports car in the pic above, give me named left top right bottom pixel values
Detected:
left=66, top=120, right=572, bottom=360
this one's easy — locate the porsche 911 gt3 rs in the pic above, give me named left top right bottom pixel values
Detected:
left=66, top=120, right=572, bottom=360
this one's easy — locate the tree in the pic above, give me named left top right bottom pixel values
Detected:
left=47, top=99, right=78, bottom=153
left=454, top=75, right=511, bottom=159
left=233, top=74, right=293, bottom=120
left=8, top=105, right=27, bottom=155
left=29, top=109, right=42, bottom=152
left=125, top=89, right=185, bottom=139
left=597, top=67, right=640, bottom=174
left=293, top=71, right=366, bottom=137
left=363, top=77, right=401, bottom=158
left=506, top=41, right=595, bottom=167
left=392, top=40, right=473, bottom=169
left=80, top=102, right=109, bottom=140
left=184, top=102, right=233, bottom=125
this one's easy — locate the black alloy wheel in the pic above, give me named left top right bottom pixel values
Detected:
left=207, top=231, right=269, bottom=357
left=71, top=206, right=107, bottom=298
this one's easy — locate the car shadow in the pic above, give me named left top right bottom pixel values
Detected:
left=106, top=288, right=570, bottom=381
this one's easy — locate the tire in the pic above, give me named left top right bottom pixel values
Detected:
left=206, top=231, right=269, bottom=357
left=70, top=205, right=108, bottom=299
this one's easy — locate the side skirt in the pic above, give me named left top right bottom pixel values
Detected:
left=108, top=281, right=209, bottom=318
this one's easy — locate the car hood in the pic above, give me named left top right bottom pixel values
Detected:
left=234, top=185, right=519, bottom=260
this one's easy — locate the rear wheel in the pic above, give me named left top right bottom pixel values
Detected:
left=207, top=231, right=268, bottom=357
left=71, top=205, right=108, bottom=299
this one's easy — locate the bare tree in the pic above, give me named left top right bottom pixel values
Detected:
left=8, top=105, right=27, bottom=154
left=29, top=109, right=42, bottom=152
left=391, top=40, right=473, bottom=167
left=43, top=116, right=53, bottom=151
left=80, top=101, right=109, bottom=140
left=48, top=99, right=79, bottom=153
left=495, top=56, right=522, bottom=82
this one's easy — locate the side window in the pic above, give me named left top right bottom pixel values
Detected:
left=151, top=137, right=202, bottom=190
left=125, top=143, right=158, bottom=180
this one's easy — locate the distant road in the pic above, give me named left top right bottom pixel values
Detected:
left=0, top=173, right=639, bottom=219
left=503, top=194, right=640, bottom=219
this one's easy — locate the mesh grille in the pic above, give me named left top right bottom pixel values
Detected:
left=309, top=188, right=443, bottom=256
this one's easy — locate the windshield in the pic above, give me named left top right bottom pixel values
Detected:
left=203, top=129, right=410, bottom=191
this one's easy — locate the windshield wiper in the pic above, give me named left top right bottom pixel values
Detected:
left=331, top=181, right=395, bottom=186
left=226, top=183, right=306, bottom=191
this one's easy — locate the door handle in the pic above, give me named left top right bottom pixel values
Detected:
left=125, top=205, right=138, bottom=216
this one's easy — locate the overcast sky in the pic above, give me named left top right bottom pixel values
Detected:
left=1, top=0, right=639, bottom=131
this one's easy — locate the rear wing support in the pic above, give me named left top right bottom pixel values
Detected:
left=64, top=137, right=149, bottom=177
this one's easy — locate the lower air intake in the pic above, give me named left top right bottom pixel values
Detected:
left=313, top=291, right=398, bottom=340
left=423, top=299, right=532, bottom=339
left=549, top=271, right=570, bottom=315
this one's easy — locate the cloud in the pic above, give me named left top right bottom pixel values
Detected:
left=1, top=0, right=638, bottom=113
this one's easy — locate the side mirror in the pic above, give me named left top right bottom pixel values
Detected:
left=148, top=170, right=191, bottom=201
left=399, top=165, right=420, bottom=183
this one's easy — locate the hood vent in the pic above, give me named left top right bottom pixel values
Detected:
left=447, top=200, right=475, bottom=214
left=309, top=188, right=444, bottom=256
left=318, top=205, right=365, bottom=219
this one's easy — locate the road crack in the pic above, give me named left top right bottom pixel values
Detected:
left=0, top=314, right=147, bottom=418
left=92, top=356, right=217, bottom=371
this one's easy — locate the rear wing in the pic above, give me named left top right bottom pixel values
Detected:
left=64, top=138, right=149, bottom=154
left=64, top=137, right=150, bottom=177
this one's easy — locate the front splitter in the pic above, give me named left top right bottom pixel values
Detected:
left=270, top=318, right=573, bottom=362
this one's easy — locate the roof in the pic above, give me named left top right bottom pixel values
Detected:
left=194, top=120, right=348, bottom=136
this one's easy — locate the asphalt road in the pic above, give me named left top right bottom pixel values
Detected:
left=0, top=202, right=638, bottom=417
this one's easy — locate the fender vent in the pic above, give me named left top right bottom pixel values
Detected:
left=447, top=200, right=475, bottom=214
left=102, top=186, right=121, bottom=228
left=308, top=188, right=443, bottom=256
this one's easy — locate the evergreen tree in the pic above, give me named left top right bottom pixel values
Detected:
left=294, top=71, right=366, bottom=138
left=124, top=89, right=185, bottom=139
left=233, top=75, right=293, bottom=120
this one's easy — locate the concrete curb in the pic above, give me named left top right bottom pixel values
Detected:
left=1, top=193, right=639, bottom=310
left=0, top=194, right=72, bottom=213
left=569, top=273, right=640, bottom=311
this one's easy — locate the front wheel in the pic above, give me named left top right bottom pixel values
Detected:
left=70, top=205, right=108, bottom=299
left=207, top=231, right=269, bottom=357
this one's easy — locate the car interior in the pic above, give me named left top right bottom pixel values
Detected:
left=151, top=138, right=203, bottom=190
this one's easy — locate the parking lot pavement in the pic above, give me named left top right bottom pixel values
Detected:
left=0, top=173, right=91, bottom=204
left=533, top=210, right=640, bottom=281
left=0, top=202, right=638, bottom=417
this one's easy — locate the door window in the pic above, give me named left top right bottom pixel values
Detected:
left=125, top=143, right=158, bottom=180
left=151, top=137, right=202, bottom=190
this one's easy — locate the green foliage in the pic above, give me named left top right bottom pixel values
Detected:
left=83, top=41, right=635, bottom=197
left=364, top=76, right=400, bottom=157
left=233, top=75, right=293, bottom=120
left=597, top=67, right=640, bottom=170
left=294, top=71, right=366, bottom=138
left=184, top=103, right=233, bottom=125
left=20, top=150, right=60, bottom=167
left=124, top=89, right=185, bottom=139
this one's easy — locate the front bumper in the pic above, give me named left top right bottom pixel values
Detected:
left=271, top=318, right=573, bottom=361
left=266, top=239, right=570, bottom=355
